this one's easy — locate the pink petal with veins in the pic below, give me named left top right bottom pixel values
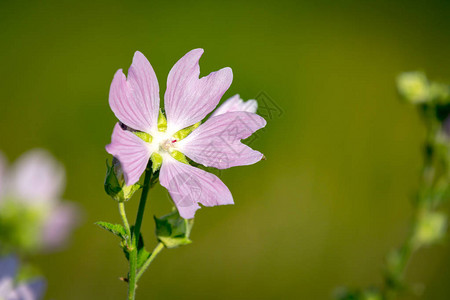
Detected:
left=178, top=111, right=266, bottom=169
left=159, top=156, right=233, bottom=219
left=105, top=123, right=152, bottom=185
left=164, top=49, right=233, bottom=134
left=211, top=94, right=258, bottom=117
left=109, top=51, right=160, bottom=133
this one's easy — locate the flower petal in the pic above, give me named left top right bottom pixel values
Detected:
left=159, top=156, right=233, bottom=219
left=41, top=203, right=80, bottom=252
left=109, top=51, right=160, bottom=133
left=8, top=279, right=46, bottom=300
left=0, top=256, right=17, bottom=295
left=164, top=49, right=233, bottom=134
left=211, top=94, right=258, bottom=117
left=7, top=150, right=65, bottom=206
left=178, top=111, right=266, bottom=169
left=105, top=123, right=152, bottom=185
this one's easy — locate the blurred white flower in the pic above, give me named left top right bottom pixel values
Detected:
left=0, top=149, right=80, bottom=253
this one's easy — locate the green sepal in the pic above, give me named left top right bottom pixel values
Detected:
left=134, top=131, right=152, bottom=143
left=150, top=152, right=163, bottom=173
left=170, top=150, right=189, bottom=165
left=157, top=110, right=167, bottom=132
left=154, top=210, right=194, bottom=248
left=95, top=221, right=128, bottom=240
left=122, top=184, right=142, bottom=201
left=173, top=122, right=200, bottom=141
left=104, top=160, right=141, bottom=202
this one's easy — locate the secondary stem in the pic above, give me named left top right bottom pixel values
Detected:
left=128, top=166, right=153, bottom=300
left=118, top=202, right=131, bottom=241
left=136, top=242, right=165, bottom=281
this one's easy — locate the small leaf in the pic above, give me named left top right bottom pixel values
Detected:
left=95, top=221, right=127, bottom=240
left=154, top=210, right=194, bottom=248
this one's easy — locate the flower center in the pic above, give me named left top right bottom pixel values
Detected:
left=160, top=138, right=177, bottom=152
left=151, top=131, right=178, bottom=154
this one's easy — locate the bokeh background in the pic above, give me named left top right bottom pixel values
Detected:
left=1, top=0, right=450, bottom=299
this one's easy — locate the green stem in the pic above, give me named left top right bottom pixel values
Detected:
left=118, top=202, right=131, bottom=242
left=136, top=242, right=165, bottom=281
left=128, top=166, right=153, bottom=300
left=383, top=105, right=440, bottom=299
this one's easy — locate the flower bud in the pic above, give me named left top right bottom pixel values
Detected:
left=104, top=158, right=141, bottom=202
left=412, top=211, right=447, bottom=248
left=397, top=72, right=430, bottom=104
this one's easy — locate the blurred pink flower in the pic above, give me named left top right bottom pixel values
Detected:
left=106, top=49, right=266, bottom=219
left=0, top=150, right=80, bottom=252
left=0, top=256, right=46, bottom=300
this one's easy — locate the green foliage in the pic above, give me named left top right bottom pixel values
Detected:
left=337, top=73, right=450, bottom=300
left=0, top=202, right=44, bottom=254
left=154, top=210, right=194, bottom=248
left=95, top=221, right=128, bottom=240
left=335, top=288, right=383, bottom=300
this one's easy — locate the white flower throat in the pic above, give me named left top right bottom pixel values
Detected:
left=150, top=131, right=178, bottom=155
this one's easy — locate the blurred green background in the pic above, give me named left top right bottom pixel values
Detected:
left=1, top=0, right=450, bottom=299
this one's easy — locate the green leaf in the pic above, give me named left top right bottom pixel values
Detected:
left=137, top=247, right=151, bottom=269
left=95, top=221, right=127, bottom=240
left=154, top=210, right=194, bottom=248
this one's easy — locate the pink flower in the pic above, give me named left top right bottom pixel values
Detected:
left=106, top=49, right=266, bottom=219
left=0, top=256, right=46, bottom=300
